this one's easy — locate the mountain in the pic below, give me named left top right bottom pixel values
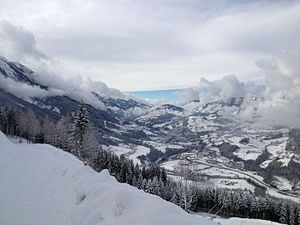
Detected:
left=0, top=56, right=41, bottom=86
left=0, top=56, right=299, bottom=202
left=0, top=131, right=284, bottom=225
left=0, top=57, right=149, bottom=146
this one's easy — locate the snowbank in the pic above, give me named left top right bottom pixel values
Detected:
left=0, top=132, right=213, bottom=225
left=0, top=132, right=284, bottom=225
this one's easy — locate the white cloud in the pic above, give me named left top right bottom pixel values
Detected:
left=252, top=50, right=300, bottom=128
left=0, top=76, right=62, bottom=98
left=181, top=49, right=300, bottom=128
left=180, top=75, right=264, bottom=104
left=0, top=20, right=46, bottom=61
left=0, top=0, right=299, bottom=91
left=0, top=21, right=127, bottom=107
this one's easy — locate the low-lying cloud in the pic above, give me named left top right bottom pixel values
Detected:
left=181, top=50, right=300, bottom=128
left=0, top=21, right=127, bottom=108
left=0, top=76, right=63, bottom=98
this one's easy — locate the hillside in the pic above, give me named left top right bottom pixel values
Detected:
left=0, top=132, right=213, bottom=225
left=0, top=132, right=285, bottom=225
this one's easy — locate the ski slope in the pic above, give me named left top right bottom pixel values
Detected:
left=0, top=132, right=282, bottom=225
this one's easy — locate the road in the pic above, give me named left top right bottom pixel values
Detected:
left=165, top=155, right=300, bottom=203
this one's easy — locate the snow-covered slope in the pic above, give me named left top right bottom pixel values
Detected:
left=0, top=132, right=284, bottom=225
left=0, top=132, right=214, bottom=225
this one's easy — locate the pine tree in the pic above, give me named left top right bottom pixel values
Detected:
left=151, top=177, right=162, bottom=196
left=141, top=179, right=148, bottom=191
left=0, top=107, right=8, bottom=134
left=279, top=202, right=288, bottom=224
left=171, top=191, right=184, bottom=209
left=125, top=162, right=134, bottom=185
left=297, top=207, right=300, bottom=225
left=136, top=173, right=143, bottom=189
left=160, top=167, right=167, bottom=185
left=71, top=100, right=89, bottom=160
left=288, top=203, right=296, bottom=225
left=186, top=185, right=198, bottom=212
left=162, top=181, right=174, bottom=201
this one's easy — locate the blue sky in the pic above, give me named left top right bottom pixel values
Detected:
left=131, top=89, right=184, bottom=102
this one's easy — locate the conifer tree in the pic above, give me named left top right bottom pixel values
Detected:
left=279, top=202, right=288, bottom=224
left=71, top=100, right=89, bottom=160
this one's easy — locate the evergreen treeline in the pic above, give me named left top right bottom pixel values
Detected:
left=1, top=104, right=300, bottom=225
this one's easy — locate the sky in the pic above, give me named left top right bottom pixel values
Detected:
left=131, top=89, right=184, bottom=102
left=0, top=0, right=299, bottom=92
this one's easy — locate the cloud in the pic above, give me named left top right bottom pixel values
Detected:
left=251, top=50, right=300, bottom=128
left=1, top=0, right=299, bottom=91
left=181, top=49, right=300, bottom=128
left=0, top=20, right=46, bottom=61
left=180, top=75, right=263, bottom=104
left=0, top=55, right=125, bottom=108
left=0, top=76, right=62, bottom=98
left=0, top=21, right=127, bottom=108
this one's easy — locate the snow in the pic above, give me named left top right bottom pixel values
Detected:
left=0, top=132, right=216, bottom=225
left=163, top=160, right=256, bottom=192
left=144, top=141, right=183, bottom=153
left=162, top=160, right=181, bottom=170
left=194, top=213, right=284, bottom=225
left=214, top=217, right=284, bottom=225
left=273, top=176, right=293, bottom=191
left=102, top=144, right=132, bottom=156
left=266, top=141, right=294, bottom=167
left=199, top=167, right=242, bottom=178
left=210, top=178, right=255, bottom=192
left=127, top=145, right=150, bottom=164
left=266, top=189, right=300, bottom=203
left=53, top=107, right=61, bottom=113
left=0, top=56, right=19, bottom=79
left=153, top=122, right=171, bottom=128
left=233, top=147, right=262, bottom=161
left=102, top=144, right=150, bottom=164
left=187, top=116, right=218, bottom=132
left=223, top=135, right=266, bottom=161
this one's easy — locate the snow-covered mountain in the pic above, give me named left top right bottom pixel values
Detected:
left=0, top=56, right=299, bottom=202
left=0, top=56, right=149, bottom=145
left=0, top=132, right=283, bottom=225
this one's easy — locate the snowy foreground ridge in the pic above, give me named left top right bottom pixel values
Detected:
left=0, top=132, right=213, bottom=225
left=0, top=132, right=281, bottom=225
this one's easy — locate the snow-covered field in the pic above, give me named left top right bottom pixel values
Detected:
left=210, top=178, right=255, bottom=192
left=143, top=141, right=183, bottom=153
left=127, top=145, right=151, bottom=164
left=0, top=132, right=285, bottom=225
left=103, top=144, right=150, bottom=164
